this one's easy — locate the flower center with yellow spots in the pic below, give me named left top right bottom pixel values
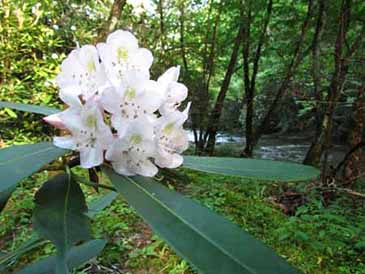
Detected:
left=163, top=122, right=175, bottom=135
left=125, top=87, right=136, bottom=100
left=117, top=47, right=129, bottom=61
left=87, top=59, right=96, bottom=73
left=130, top=134, right=142, bottom=145
left=86, top=115, right=97, bottom=128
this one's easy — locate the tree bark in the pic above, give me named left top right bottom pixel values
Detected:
left=178, top=1, right=199, bottom=151
left=196, top=1, right=222, bottom=153
left=253, top=0, right=314, bottom=147
left=204, top=24, right=245, bottom=154
left=241, top=0, right=273, bottom=157
left=158, top=0, right=166, bottom=54
left=311, top=0, right=325, bottom=141
left=343, top=85, right=365, bottom=180
left=95, top=0, right=127, bottom=43
left=303, top=0, right=362, bottom=166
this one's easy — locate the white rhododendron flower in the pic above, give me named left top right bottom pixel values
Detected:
left=56, top=45, right=108, bottom=107
left=157, top=66, right=188, bottom=115
left=100, top=70, right=162, bottom=136
left=106, top=118, right=158, bottom=176
left=97, top=30, right=153, bottom=86
left=154, top=103, right=190, bottom=168
left=45, top=29, right=190, bottom=176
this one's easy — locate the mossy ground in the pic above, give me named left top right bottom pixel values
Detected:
left=1, top=164, right=364, bottom=274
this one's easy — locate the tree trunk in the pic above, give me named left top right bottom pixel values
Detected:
left=95, top=0, right=126, bottom=43
left=311, top=0, right=325, bottom=141
left=241, top=0, right=273, bottom=157
left=158, top=0, right=166, bottom=54
left=253, top=0, right=314, bottom=148
left=196, top=1, right=222, bottom=154
left=343, top=85, right=365, bottom=180
left=304, top=0, right=353, bottom=166
left=204, top=24, right=245, bottom=154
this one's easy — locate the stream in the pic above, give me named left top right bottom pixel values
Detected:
left=188, top=132, right=347, bottom=164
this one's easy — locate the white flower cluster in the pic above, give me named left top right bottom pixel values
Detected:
left=45, top=30, right=190, bottom=177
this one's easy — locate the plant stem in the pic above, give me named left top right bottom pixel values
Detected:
left=72, top=173, right=116, bottom=192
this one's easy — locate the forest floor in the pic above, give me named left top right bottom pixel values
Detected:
left=1, top=166, right=365, bottom=274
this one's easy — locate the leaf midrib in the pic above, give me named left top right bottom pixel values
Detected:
left=62, top=173, right=72, bottom=254
left=121, top=175, right=255, bottom=273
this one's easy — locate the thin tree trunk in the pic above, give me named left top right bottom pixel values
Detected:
left=304, top=0, right=360, bottom=166
left=158, top=0, right=166, bottom=54
left=196, top=1, right=222, bottom=153
left=179, top=2, right=189, bottom=75
left=311, top=0, right=326, bottom=141
left=242, top=2, right=252, bottom=157
left=253, top=0, right=314, bottom=147
left=204, top=24, right=245, bottom=154
left=95, top=0, right=126, bottom=43
left=343, top=85, right=365, bottom=180
left=241, top=0, right=273, bottom=157
left=178, top=1, right=199, bottom=150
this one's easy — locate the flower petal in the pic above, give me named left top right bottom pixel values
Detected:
left=53, top=136, right=76, bottom=149
left=59, top=86, right=82, bottom=108
left=106, top=30, right=138, bottom=50
left=43, top=113, right=66, bottom=129
left=80, top=146, right=103, bottom=168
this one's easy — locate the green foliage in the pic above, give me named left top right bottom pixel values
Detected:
left=0, top=0, right=364, bottom=273
left=184, top=156, right=319, bottom=181
left=0, top=142, right=67, bottom=212
left=183, top=170, right=365, bottom=274
left=105, top=168, right=300, bottom=274
left=86, top=191, right=118, bottom=218
left=0, top=101, right=60, bottom=116
left=1, top=168, right=364, bottom=273
left=16, top=239, right=106, bottom=274
left=32, top=173, right=92, bottom=273
left=0, top=142, right=66, bottom=192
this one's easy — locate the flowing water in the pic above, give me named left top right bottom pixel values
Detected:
left=188, top=131, right=347, bottom=164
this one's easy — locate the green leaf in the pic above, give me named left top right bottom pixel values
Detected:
left=4, top=107, right=18, bottom=118
left=0, top=234, right=46, bottom=267
left=33, top=173, right=92, bottom=272
left=86, top=191, right=118, bottom=218
left=0, top=142, right=67, bottom=210
left=15, top=239, right=106, bottom=274
left=183, top=156, right=319, bottom=181
left=105, top=168, right=300, bottom=274
left=0, top=186, right=15, bottom=213
left=0, top=101, right=60, bottom=116
left=0, top=191, right=116, bottom=270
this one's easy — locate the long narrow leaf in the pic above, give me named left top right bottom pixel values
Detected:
left=105, top=168, right=300, bottom=274
left=183, top=156, right=319, bottom=181
left=0, top=186, right=15, bottom=212
left=0, top=101, right=60, bottom=116
left=0, top=142, right=67, bottom=193
left=86, top=191, right=118, bottom=218
left=0, top=142, right=68, bottom=214
left=15, top=239, right=106, bottom=274
left=0, top=191, right=116, bottom=268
